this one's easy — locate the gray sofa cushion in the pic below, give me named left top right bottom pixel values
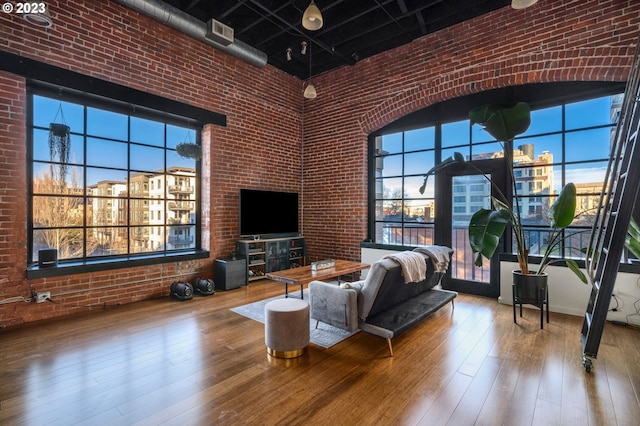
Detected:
left=309, top=281, right=359, bottom=332
left=363, top=288, right=457, bottom=338
left=366, top=254, right=439, bottom=320
left=358, top=258, right=397, bottom=320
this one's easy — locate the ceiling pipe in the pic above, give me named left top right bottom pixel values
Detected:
left=114, top=0, right=268, bottom=69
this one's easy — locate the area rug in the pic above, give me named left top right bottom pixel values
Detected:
left=230, top=290, right=359, bottom=349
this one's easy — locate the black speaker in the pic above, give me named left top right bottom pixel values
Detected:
left=38, top=248, right=58, bottom=268
left=170, top=281, right=193, bottom=301
left=194, top=278, right=215, bottom=295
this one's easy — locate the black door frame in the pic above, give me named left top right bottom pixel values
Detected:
left=435, top=158, right=509, bottom=298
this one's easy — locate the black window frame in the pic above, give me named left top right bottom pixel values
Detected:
left=365, top=82, right=639, bottom=272
left=26, top=84, right=209, bottom=278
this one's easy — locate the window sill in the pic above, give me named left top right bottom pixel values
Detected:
left=499, top=253, right=640, bottom=274
left=360, top=245, right=640, bottom=275
left=26, top=250, right=210, bottom=279
left=360, top=241, right=424, bottom=251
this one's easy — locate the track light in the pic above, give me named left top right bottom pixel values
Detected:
left=511, top=0, right=539, bottom=9
left=302, top=1, right=323, bottom=31
left=301, top=41, right=308, bottom=55
left=286, top=47, right=292, bottom=61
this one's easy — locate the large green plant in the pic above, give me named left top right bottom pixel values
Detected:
left=421, top=102, right=587, bottom=283
left=626, top=217, right=640, bottom=260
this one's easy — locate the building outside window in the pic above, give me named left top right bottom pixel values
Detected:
left=28, top=88, right=200, bottom=265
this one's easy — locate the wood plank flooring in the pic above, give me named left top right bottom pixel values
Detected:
left=1, top=280, right=640, bottom=425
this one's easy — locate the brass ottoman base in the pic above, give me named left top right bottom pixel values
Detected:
left=267, top=346, right=307, bottom=359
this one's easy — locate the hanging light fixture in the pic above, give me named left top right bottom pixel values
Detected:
left=511, top=0, right=539, bottom=9
left=302, top=1, right=323, bottom=31
left=304, top=83, right=317, bottom=99
left=304, top=40, right=317, bottom=99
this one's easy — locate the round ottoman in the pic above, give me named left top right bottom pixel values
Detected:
left=264, top=298, right=310, bottom=358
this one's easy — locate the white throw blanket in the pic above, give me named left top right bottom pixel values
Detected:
left=382, top=251, right=426, bottom=283
left=414, top=246, right=451, bottom=273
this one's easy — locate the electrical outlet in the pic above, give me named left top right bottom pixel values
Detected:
left=36, top=292, right=50, bottom=303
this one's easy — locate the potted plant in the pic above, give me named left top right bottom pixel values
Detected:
left=48, top=121, right=71, bottom=181
left=175, top=142, right=202, bottom=160
left=420, top=102, right=587, bottom=302
left=626, top=217, right=640, bottom=262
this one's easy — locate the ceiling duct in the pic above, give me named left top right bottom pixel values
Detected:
left=114, top=0, right=267, bottom=69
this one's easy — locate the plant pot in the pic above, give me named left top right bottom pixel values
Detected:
left=49, top=123, right=70, bottom=137
left=512, top=270, right=549, bottom=328
left=176, top=142, right=202, bottom=160
left=512, top=270, right=547, bottom=304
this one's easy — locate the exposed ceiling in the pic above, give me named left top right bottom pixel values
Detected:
left=162, top=0, right=512, bottom=80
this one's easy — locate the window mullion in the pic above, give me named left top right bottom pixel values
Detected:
left=28, top=88, right=201, bottom=267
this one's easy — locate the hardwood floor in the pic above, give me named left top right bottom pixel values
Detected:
left=1, top=280, right=640, bottom=425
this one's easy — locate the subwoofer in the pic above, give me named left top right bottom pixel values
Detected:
left=38, top=248, right=58, bottom=267
left=170, top=281, right=193, bottom=301
left=194, top=278, right=215, bottom=295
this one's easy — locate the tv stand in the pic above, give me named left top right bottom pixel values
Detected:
left=237, top=236, right=306, bottom=282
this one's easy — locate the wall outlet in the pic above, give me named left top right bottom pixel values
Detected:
left=36, top=292, right=51, bottom=303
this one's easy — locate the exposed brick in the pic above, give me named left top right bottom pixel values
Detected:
left=0, top=0, right=638, bottom=327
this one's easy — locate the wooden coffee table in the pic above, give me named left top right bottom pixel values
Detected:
left=266, top=259, right=370, bottom=299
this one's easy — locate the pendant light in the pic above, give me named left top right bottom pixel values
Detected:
left=304, top=83, right=317, bottom=99
left=511, top=0, right=538, bottom=9
left=302, top=1, right=323, bottom=31
left=304, top=40, right=317, bottom=99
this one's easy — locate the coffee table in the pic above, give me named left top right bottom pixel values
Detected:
left=266, top=259, right=370, bottom=299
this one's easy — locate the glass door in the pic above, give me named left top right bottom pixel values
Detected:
left=438, top=161, right=506, bottom=297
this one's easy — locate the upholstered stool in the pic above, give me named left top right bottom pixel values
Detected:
left=264, top=298, right=310, bottom=358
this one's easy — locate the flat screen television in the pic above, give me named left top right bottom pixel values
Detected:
left=240, top=189, right=299, bottom=238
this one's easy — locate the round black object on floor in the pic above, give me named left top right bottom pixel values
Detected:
left=194, top=278, right=215, bottom=295
left=170, top=281, right=193, bottom=301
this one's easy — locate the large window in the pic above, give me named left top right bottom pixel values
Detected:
left=371, top=90, right=622, bottom=261
left=373, top=127, right=436, bottom=246
left=509, top=95, right=622, bottom=258
left=28, top=88, right=201, bottom=266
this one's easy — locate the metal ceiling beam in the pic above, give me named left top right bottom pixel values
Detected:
left=246, top=0, right=356, bottom=67
left=130, top=0, right=511, bottom=79
left=218, top=0, right=249, bottom=21
left=240, top=0, right=291, bottom=42
left=184, top=0, right=202, bottom=11
left=375, top=0, right=411, bottom=34
left=396, top=0, right=427, bottom=34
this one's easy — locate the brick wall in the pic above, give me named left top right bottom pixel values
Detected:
left=0, top=0, right=638, bottom=327
left=0, top=0, right=301, bottom=327
left=301, top=0, right=639, bottom=261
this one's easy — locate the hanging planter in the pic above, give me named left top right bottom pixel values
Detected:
left=175, top=130, right=201, bottom=160
left=48, top=103, right=71, bottom=181
left=175, top=142, right=202, bottom=160
left=49, top=122, right=70, bottom=138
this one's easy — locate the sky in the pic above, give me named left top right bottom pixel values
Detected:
left=32, top=95, right=196, bottom=187
left=379, top=94, right=620, bottom=199
left=35, top=92, right=618, bottom=196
